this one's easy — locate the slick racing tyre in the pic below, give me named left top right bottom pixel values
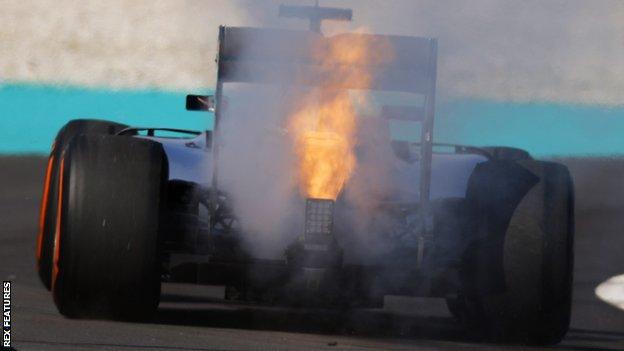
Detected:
left=51, top=134, right=167, bottom=319
left=37, top=119, right=127, bottom=290
left=454, top=160, right=574, bottom=345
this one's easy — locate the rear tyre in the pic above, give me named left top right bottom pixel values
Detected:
left=52, top=134, right=167, bottom=319
left=457, top=160, right=574, bottom=345
left=37, top=119, right=127, bottom=290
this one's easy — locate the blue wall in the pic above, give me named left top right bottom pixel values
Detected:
left=0, top=83, right=212, bottom=154
left=435, top=100, right=624, bottom=157
left=1, top=83, right=623, bottom=157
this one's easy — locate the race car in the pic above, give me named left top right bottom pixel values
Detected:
left=35, top=4, right=574, bottom=345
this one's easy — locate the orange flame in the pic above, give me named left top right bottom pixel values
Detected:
left=288, top=32, right=393, bottom=200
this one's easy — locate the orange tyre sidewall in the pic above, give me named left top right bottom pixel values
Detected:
left=36, top=151, right=56, bottom=265
left=51, top=156, right=65, bottom=292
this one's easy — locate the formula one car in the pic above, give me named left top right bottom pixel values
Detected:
left=35, top=4, right=574, bottom=345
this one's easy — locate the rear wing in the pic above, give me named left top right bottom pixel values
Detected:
left=216, top=26, right=437, bottom=95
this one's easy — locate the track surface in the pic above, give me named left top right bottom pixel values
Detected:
left=2, top=156, right=624, bottom=350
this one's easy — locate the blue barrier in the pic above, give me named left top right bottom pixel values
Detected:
left=1, top=83, right=622, bottom=157
left=0, top=83, right=213, bottom=154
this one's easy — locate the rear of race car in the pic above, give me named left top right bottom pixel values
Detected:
left=35, top=13, right=574, bottom=345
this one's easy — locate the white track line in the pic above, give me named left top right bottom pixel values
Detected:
left=595, top=274, right=624, bottom=311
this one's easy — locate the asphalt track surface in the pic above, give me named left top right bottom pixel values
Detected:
left=1, top=156, right=624, bottom=351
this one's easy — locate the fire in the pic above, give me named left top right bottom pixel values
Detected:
left=288, top=32, right=393, bottom=200
left=289, top=91, right=357, bottom=199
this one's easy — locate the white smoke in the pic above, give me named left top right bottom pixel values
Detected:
left=216, top=85, right=303, bottom=258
